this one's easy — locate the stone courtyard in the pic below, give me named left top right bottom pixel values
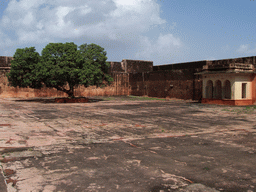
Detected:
left=0, top=96, right=256, bottom=192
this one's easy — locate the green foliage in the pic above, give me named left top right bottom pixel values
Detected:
left=7, top=47, right=42, bottom=88
left=78, top=43, right=113, bottom=87
left=7, top=42, right=113, bottom=98
left=38, top=42, right=82, bottom=97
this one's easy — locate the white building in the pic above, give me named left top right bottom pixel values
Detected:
left=197, top=63, right=256, bottom=105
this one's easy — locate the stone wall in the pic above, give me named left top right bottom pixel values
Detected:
left=110, top=60, right=153, bottom=73
left=123, top=59, right=153, bottom=73
left=207, top=56, right=256, bottom=69
left=0, top=56, right=129, bottom=98
left=109, top=62, right=124, bottom=73
left=129, top=61, right=204, bottom=100
left=0, top=67, right=127, bottom=98
left=0, top=57, right=12, bottom=95
left=0, top=56, right=12, bottom=67
left=153, top=60, right=206, bottom=71
left=1, top=55, right=255, bottom=101
left=125, top=57, right=256, bottom=101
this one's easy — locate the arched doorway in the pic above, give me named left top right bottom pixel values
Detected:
left=224, top=80, right=231, bottom=99
left=215, top=80, right=222, bottom=99
left=206, top=80, right=213, bottom=99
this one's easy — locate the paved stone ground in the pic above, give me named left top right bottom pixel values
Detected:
left=0, top=96, right=256, bottom=192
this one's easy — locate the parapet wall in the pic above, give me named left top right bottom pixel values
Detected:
left=109, top=60, right=153, bottom=73
left=122, top=59, right=153, bottom=73
left=153, top=60, right=207, bottom=71
left=109, top=61, right=125, bottom=73
left=209, top=56, right=256, bottom=66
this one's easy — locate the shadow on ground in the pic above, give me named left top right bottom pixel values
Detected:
left=14, top=97, right=104, bottom=103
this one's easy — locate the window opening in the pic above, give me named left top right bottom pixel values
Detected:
left=242, top=83, right=247, bottom=99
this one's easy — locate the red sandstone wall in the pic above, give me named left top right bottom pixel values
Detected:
left=0, top=55, right=131, bottom=98
left=251, top=74, right=256, bottom=104
left=0, top=83, right=120, bottom=98
left=2, top=56, right=255, bottom=101
left=0, top=57, right=204, bottom=100
left=208, top=56, right=256, bottom=67
left=110, top=60, right=153, bottom=73
left=111, top=73, right=130, bottom=96
left=0, top=70, right=128, bottom=98
left=109, top=62, right=125, bottom=73
left=123, top=59, right=153, bottom=73
left=0, top=63, right=201, bottom=100
left=129, top=69, right=202, bottom=100
left=202, top=98, right=254, bottom=106
left=0, top=56, right=13, bottom=67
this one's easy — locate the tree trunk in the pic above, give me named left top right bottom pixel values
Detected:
left=67, top=90, right=74, bottom=98
left=54, top=85, right=74, bottom=98
left=68, top=84, right=74, bottom=98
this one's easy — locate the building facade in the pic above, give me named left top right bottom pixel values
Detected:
left=198, top=63, right=256, bottom=105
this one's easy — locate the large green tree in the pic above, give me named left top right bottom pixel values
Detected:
left=7, top=47, right=42, bottom=88
left=7, top=42, right=113, bottom=98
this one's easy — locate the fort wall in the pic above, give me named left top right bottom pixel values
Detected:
left=0, top=56, right=255, bottom=101
left=141, top=60, right=205, bottom=100
left=0, top=57, right=128, bottom=98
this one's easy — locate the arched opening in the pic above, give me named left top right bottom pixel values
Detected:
left=215, top=80, right=222, bottom=99
left=224, top=80, right=231, bottom=99
left=206, top=80, right=213, bottom=99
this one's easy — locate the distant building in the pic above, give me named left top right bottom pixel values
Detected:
left=197, top=61, right=256, bottom=105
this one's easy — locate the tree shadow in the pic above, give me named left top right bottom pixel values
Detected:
left=14, top=97, right=104, bottom=103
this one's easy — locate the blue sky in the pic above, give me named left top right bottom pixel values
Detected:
left=0, top=0, right=255, bottom=65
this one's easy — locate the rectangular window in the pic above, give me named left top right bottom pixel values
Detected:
left=242, top=83, right=247, bottom=99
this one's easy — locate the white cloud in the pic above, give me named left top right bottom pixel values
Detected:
left=237, top=44, right=256, bottom=54
left=135, top=33, right=183, bottom=63
left=0, top=0, right=181, bottom=64
left=237, top=44, right=249, bottom=53
left=157, top=33, right=181, bottom=47
left=1, top=0, right=164, bottom=42
left=23, top=12, right=34, bottom=26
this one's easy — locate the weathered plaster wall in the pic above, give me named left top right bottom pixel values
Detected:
left=202, top=74, right=236, bottom=99
left=233, top=75, right=252, bottom=100
left=202, top=73, right=253, bottom=100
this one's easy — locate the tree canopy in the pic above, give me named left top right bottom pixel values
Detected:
left=7, top=42, right=113, bottom=98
